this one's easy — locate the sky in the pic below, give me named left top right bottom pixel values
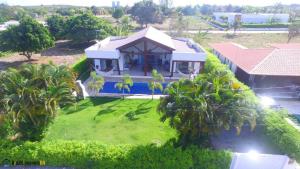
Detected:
left=0, top=0, right=300, bottom=7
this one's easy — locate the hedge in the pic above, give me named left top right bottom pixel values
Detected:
left=72, top=55, right=90, bottom=82
left=0, top=140, right=232, bottom=169
left=242, top=23, right=289, bottom=28
left=263, top=110, right=300, bottom=161
left=210, top=20, right=289, bottom=29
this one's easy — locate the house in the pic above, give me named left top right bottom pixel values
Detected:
left=85, top=26, right=207, bottom=77
left=230, top=153, right=293, bottom=169
left=213, top=12, right=289, bottom=24
left=211, top=43, right=300, bottom=97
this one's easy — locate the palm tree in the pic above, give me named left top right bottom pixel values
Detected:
left=114, top=74, right=133, bottom=99
left=157, top=70, right=259, bottom=147
left=0, top=64, right=76, bottom=141
left=148, top=69, right=164, bottom=99
left=87, top=71, right=105, bottom=96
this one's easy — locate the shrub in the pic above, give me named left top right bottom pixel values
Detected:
left=72, top=56, right=91, bottom=82
left=0, top=140, right=232, bottom=169
left=242, top=23, right=289, bottom=28
left=263, top=109, right=300, bottom=161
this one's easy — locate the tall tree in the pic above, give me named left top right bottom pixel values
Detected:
left=112, top=8, right=124, bottom=21
left=0, top=17, right=54, bottom=60
left=0, top=64, right=77, bottom=141
left=115, top=74, right=133, bottom=99
left=65, top=13, right=116, bottom=43
left=288, top=21, right=300, bottom=42
left=158, top=70, right=259, bottom=147
left=130, top=0, right=163, bottom=27
left=148, top=69, right=164, bottom=99
left=46, top=14, right=66, bottom=40
left=87, top=71, right=105, bottom=96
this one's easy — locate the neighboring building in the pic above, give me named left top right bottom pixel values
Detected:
left=211, top=42, right=300, bottom=97
left=112, top=1, right=120, bottom=8
left=0, top=20, right=19, bottom=31
left=213, top=12, right=289, bottom=24
left=85, top=26, right=207, bottom=77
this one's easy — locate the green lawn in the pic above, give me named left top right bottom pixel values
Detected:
left=44, top=98, right=176, bottom=145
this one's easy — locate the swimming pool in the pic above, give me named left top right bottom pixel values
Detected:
left=100, top=82, right=168, bottom=95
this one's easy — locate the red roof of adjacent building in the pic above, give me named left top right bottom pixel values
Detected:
left=210, top=42, right=300, bottom=76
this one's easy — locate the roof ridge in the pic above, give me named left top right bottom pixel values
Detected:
left=249, top=49, right=277, bottom=74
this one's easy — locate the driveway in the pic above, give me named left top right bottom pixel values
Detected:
left=275, top=99, right=300, bottom=115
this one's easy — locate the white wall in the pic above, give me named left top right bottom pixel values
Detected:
left=213, top=12, right=289, bottom=24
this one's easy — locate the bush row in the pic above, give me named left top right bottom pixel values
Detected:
left=0, top=140, right=232, bottom=169
left=210, top=20, right=289, bottom=29
left=71, top=56, right=91, bottom=82
left=263, top=110, right=300, bottom=161
left=204, top=53, right=258, bottom=102
left=242, top=23, right=289, bottom=28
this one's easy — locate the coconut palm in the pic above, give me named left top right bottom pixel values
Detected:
left=115, top=74, right=133, bottom=99
left=87, top=71, right=105, bottom=96
left=0, top=64, right=76, bottom=141
left=158, top=70, right=259, bottom=147
left=148, top=69, right=164, bottom=99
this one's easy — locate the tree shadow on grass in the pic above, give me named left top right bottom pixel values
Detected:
left=63, top=97, right=120, bottom=115
left=125, top=100, right=153, bottom=121
left=93, top=101, right=122, bottom=120
left=90, top=97, right=120, bottom=106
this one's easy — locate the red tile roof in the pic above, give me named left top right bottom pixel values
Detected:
left=210, top=42, right=273, bottom=73
left=251, top=49, right=300, bottom=76
left=210, top=42, right=300, bottom=76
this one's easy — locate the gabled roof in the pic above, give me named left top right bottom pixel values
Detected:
left=116, top=26, right=175, bottom=50
left=211, top=42, right=300, bottom=77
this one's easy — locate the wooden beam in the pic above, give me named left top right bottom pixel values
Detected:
left=133, top=45, right=143, bottom=53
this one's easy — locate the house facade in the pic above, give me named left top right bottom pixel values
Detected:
left=213, top=12, right=289, bottom=24
left=211, top=43, right=300, bottom=98
left=85, top=26, right=207, bottom=77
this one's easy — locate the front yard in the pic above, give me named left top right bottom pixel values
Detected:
left=44, top=98, right=176, bottom=145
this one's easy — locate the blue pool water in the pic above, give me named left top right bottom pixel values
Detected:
left=100, top=82, right=168, bottom=95
left=293, top=114, right=300, bottom=123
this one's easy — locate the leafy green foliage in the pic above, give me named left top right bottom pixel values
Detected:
left=148, top=69, right=164, bottom=99
left=87, top=72, right=105, bottom=96
left=115, top=75, right=133, bottom=99
left=158, top=54, right=260, bottom=147
left=46, top=14, right=66, bottom=40
left=130, top=0, right=163, bottom=27
left=0, top=140, right=232, bottom=169
left=112, top=8, right=124, bottom=20
left=263, top=110, right=300, bottom=161
left=116, top=16, right=133, bottom=36
left=71, top=56, right=91, bottom=81
left=0, top=64, right=76, bottom=141
left=65, top=13, right=116, bottom=43
left=0, top=17, right=54, bottom=60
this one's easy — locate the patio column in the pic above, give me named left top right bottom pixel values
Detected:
left=143, top=40, right=148, bottom=76
left=116, top=59, right=121, bottom=75
left=170, top=61, right=175, bottom=77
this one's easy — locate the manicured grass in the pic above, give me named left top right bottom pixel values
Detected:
left=44, top=97, right=177, bottom=145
